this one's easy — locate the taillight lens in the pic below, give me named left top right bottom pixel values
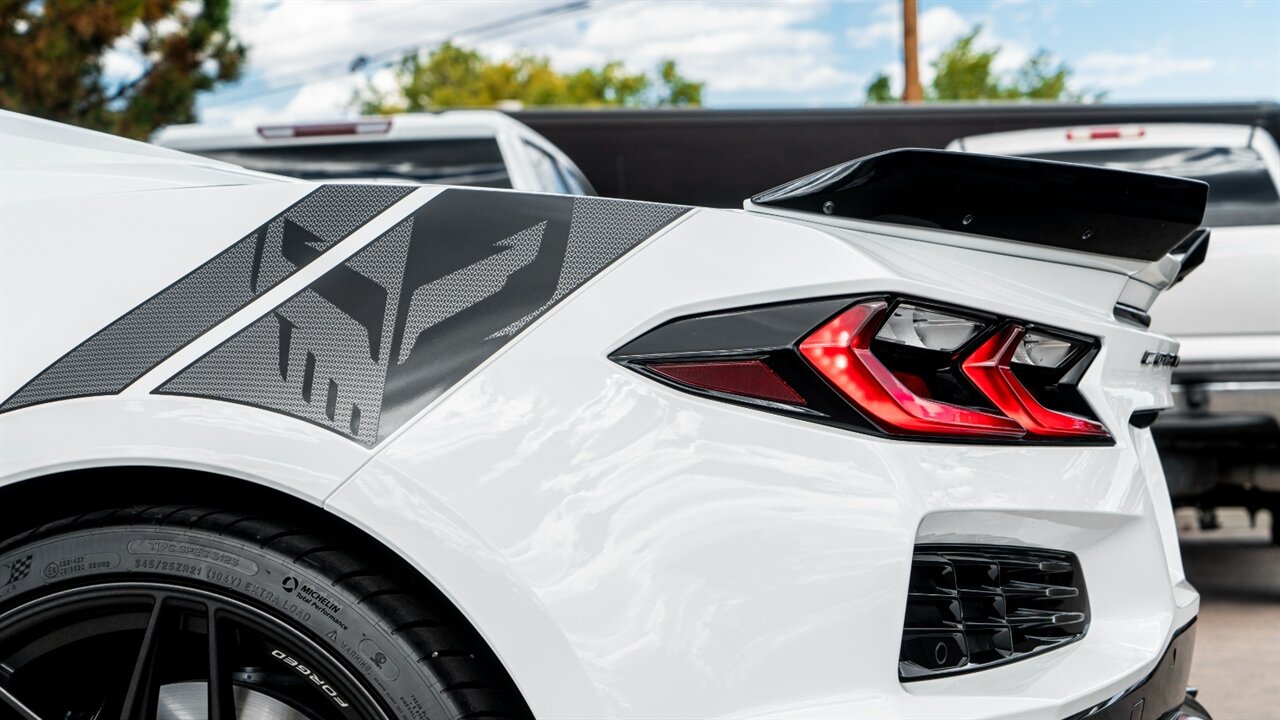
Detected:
left=876, top=303, right=984, bottom=351
left=799, top=301, right=1024, bottom=438
left=962, top=326, right=1108, bottom=438
left=647, top=359, right=807, bottom=406
left=611, top=296, right=1110, bottom=444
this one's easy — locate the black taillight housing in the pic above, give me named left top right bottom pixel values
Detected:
left=610, top=296, right=1111, bottom=444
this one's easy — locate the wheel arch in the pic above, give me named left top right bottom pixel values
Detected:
left=0, top=463, right=606, bottom=717
left=0, top=464, right=538, bottom=713
left=1, top=465, right=367, bottom=548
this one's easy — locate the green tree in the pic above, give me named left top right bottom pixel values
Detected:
left=930, top=27, right=1005, bottom=100
left=1011, top=50, right=1074, bottom=100
left=865, top=72, right=895, bottom=103
left=359, top=42, right=703, bottom=113
left=865, top=26, right=1097, bottom=103
left=0, top=0, right=245, bottom=139
left=656, top=59, right=703, bottom=107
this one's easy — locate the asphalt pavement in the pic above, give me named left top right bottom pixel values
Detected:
left=1178, top=508, right=1280, bottom=720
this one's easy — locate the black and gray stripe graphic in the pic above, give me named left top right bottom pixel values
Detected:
left=158, top=188, right=689, bottom=445
left=0, top=184, right=414, bottom=413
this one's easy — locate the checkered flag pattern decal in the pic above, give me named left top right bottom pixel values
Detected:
left=2, top=554, right=32, bottom=587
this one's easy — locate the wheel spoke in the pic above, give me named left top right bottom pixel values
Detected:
left=119, top=595, right=165, bottom=720
left=2, top=581, right=387, bottom=720
left=207, top=606, right=237, bottom=720
left=0, top=681, right=44, bottom=720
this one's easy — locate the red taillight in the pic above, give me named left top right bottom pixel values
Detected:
left=612, top=295, right=1110, bottom=444
left=799, top=301, right=1026, bottom=438
left=962, top=326, right=1109, bottom=438
left=648, top=360, right=806, bottom=406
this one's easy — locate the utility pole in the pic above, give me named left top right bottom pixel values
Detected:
left=902, top=0, right=923, bottom=103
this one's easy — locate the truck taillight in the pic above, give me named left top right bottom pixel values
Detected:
left=257, top=120, right=392, bottom=139
left=1066, top=126, right=1145, bottom=141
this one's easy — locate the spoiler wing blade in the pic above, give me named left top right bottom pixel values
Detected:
left=749, top=148, right=1208, bottom=263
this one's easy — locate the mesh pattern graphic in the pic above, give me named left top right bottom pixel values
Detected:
left=490, top=197, right=687, bottom=337
left=159, top=190, right=689, bottom=445
left=1, top=184, right=412, bottom=412
left=159, top=219, right=415, bottom=445
left=399, top=221, right=546, bottom=363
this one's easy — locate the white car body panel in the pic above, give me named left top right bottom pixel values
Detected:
left=1, top=111, right=1200, bottom=718
left=1, top=184, right=308, bottom=396
left=2, top=112, right=280, bottom=202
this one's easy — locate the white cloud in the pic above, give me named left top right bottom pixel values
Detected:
left=919, top=6, right=1031, bottom=80
left=198, top=1, right=594, bottom=121
left=847, top=2, right=975, bottom=54
left=847, top=1, right=898, bottom=48
left=101, top=46, right=145, bottom=85
left=101, top=23, right=161, bottom=88
left=476, top=1, right=859, bottom=94
left=918, top=5, right=972, bottom=54
left=202, top=0, right=860, bottom=120
left=199, top=100, right=280, bottom=127
left=1075, top=51, right=1216, bottom=90
left=227, top=0, right=530, bottom=81
left=281, top=75, right=363, bottom=118
left=847, top=3, right=1032, bottom=89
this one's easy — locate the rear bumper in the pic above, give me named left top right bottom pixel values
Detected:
left=1067, top=620, right=1204, bottom=720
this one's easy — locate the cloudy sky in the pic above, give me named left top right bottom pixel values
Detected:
left=194, top=0, right=1280, bottom=124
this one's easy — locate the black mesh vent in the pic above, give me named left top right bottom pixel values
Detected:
left=899, top=544, right=1089, bottom=680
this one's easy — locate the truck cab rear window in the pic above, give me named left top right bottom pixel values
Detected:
left=202, top=138, right=511, bottom=188
left=1027, top=146, right=1280, bottom=227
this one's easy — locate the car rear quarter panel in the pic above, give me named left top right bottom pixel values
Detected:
left=0, top=184, right=437, bottom=500
left=330, top=208, right=1193, bottom=718
left=0, top=184, right=313, bottom=398
left=0, top=187, right=1193, bottom=718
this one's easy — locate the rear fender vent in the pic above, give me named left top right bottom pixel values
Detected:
left=900, top=544, right=1089, bottom=680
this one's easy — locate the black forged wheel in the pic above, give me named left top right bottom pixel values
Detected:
left=0, top=506, right=529, bottom=720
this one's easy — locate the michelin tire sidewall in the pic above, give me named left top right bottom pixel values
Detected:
left=0, top=525, right=450, bottom=720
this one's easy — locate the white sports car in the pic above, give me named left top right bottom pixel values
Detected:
left=0, top=111, right=1210, bottom=720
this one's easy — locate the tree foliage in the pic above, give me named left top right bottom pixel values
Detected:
left=865, top=73, right=895, bottom=104
left=1, top=0, right=245, bottom=139
left=865, top=26, right=1097, bottom=104
left=359, top=42, right=703, bottom=113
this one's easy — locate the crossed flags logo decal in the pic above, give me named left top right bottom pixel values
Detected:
left=1, top=554, right=32, bottom=587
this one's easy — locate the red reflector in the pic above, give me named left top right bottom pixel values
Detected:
left=799, top=301, right=1024, bottom=438
left=962, top=325, right=1109, bottom=438
left=648, top=360, right=807, bottom=406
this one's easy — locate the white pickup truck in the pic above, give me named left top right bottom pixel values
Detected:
left=950, top=124, right=1280, bottom=540
left=155, top=110, right=596, bottom=195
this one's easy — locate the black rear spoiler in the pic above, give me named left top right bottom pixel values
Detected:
left=749, top=148, right=1208, bottom=262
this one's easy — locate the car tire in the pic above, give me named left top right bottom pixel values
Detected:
left=0, top=505, right=529, bottom=720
